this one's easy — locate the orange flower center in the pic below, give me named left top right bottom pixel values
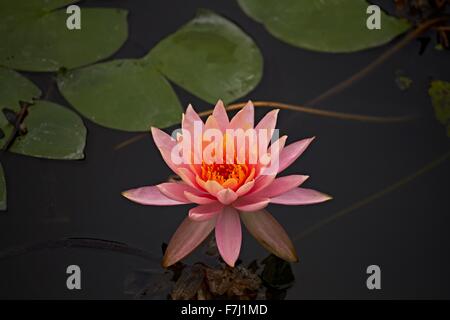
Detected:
left=201, top=163, right=249, bottom=186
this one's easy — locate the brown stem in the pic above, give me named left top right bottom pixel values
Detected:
left=198, top=101, right=417, bottom=123
left=2, top=101, right=32, bottom=152
left=113, top=16, right=447, bottom=152
left=306, top=16, right=449, bottom=106
left=114, top=133, right=148, bottom=150
left=293, top=149, right=450, bottom=243
left=434, top=26, right=450, bottom=31
left=0, top=237, right=159, bottom=262
left=439, top=30, right=449, bottom=47
left=114, top=100, right=416, bottom=151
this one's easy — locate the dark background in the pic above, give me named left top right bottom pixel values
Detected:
left=0, top=0, right=449, bottom=299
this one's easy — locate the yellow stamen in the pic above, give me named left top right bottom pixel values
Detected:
left=200, top=162, right=250, bottom=189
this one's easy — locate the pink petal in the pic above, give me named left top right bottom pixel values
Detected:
left=229, top=101, right=254, bottom=130
left=204, top=114, right=220, bottom=131
left=244, top=167, right=256, bottom=184
left=253, top=175, right=309, bottom=198
left=216, top=188, right=238, bottom=205
left=269, top=135, right=287, bottom=153
left=255, top=109, right=279, bottom=150
left=250, top=135, right=286, bottom=193
left=233, top=196, right=270, bottom=212
left=250, top=175, right=274, bottom=195
left=215, top=206, right=242, bottom=267
left=182, top=104, right=203, bottom=135
left=162, top=216, right=216, bottom=267
left=189, top=202, right=223, bottom=221
left=195, top=175, right=208, bottom=191
left=240, top=210, right=298, bottom=262
left=212, top=100, right=229, bottom=132
left=122, top=186, right=187, bottom=206
left=236, top=180, right=255, bottom=197
left=278, top=137, right=315, bottom=173
left=184, top=191, right=216, bottom=205
left=157, top=182, right=199, bottom=202
left=258, top=135, right=287, bottom=177
left=204, top=180, right=224, bottom=196
left=151, top=127, right=179, bottom=174
left=270, top=188, right=332, bottom=205
left=177, top=167, right=198, bottom=188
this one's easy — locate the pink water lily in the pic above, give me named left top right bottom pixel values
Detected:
left=123, top=101, right=331, bottom=267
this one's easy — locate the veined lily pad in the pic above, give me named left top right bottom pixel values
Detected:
left=0, top=0, right=128, bottom=71
left=237, top=0, right=410, bottom=53
left=57, top=59, right=182, bottom=132
left=9, top=101, right=87, bottom=160
left=0, top=67, right=41, bottom=149
left=146, top=10, right=263, bottom=104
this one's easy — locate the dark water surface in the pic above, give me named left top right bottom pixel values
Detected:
left=0, top=0, right=449, bottom=299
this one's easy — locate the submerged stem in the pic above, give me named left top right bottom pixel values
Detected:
left=306, top=16, right=449, bottom=106
left=293, top=150, right=450, bottom=242
left=0, top=237, right=159, bottom=262
left=114, top=100, right=417, bottom=150
left=2, top=101, right=31, bottom=152
left=198, top=101, right=417, bottom=123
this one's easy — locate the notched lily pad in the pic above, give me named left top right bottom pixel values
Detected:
left=238, top=0, right=410, bottom=53
left=0, top=0, right=128, bottom=71
left=0, top=67, right=41, bottom=149
left=57, top=59, right=182, bottom=131
left=429, top=80, right=450, bottom=137
left=146, top=9, right=263, bottom=104
left=9, top=101, right=87, bottom=160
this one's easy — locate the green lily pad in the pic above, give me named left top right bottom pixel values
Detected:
left=0, top=0, right=79, bottom=14
left=9, top=101, right=87, bottom=160
left=57, top=59, right=182, bottom=132
left=429, top=80, right=450, bottom=138
left=0, top=0, right=128, bottom=71
left=237, top=0, right=410, bottom=53
left=0, top=163, right=6, bottom=211
left=146, top=10, right=263, bottom=104
left=0, top=67, right=41, bottom=149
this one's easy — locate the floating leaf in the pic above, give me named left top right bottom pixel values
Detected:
left=395, top=75, right=412, bottom=91
left=237, top=0, right=410, bottom=53
left=146, top=10, right=263, bottom=104
left=0, top=163, right=6, bottom=211
left=395, top=70, right=412, bottom=91
left=0, top=0, right=78, bottom=14
left=0, top=67, right=41, bottom=149
left=9, top=101, right=86, bottom=159
left=57, top=59, right=182, bottom=131
left=429, top=80, right=450, bottom=137
left=0, top=0, right=128, bottom=71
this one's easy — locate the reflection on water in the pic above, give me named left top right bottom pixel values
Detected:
left=124, top=236, right=295, bottom=300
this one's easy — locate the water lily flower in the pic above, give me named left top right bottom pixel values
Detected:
left=123, top=100, right=331, bottom=267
